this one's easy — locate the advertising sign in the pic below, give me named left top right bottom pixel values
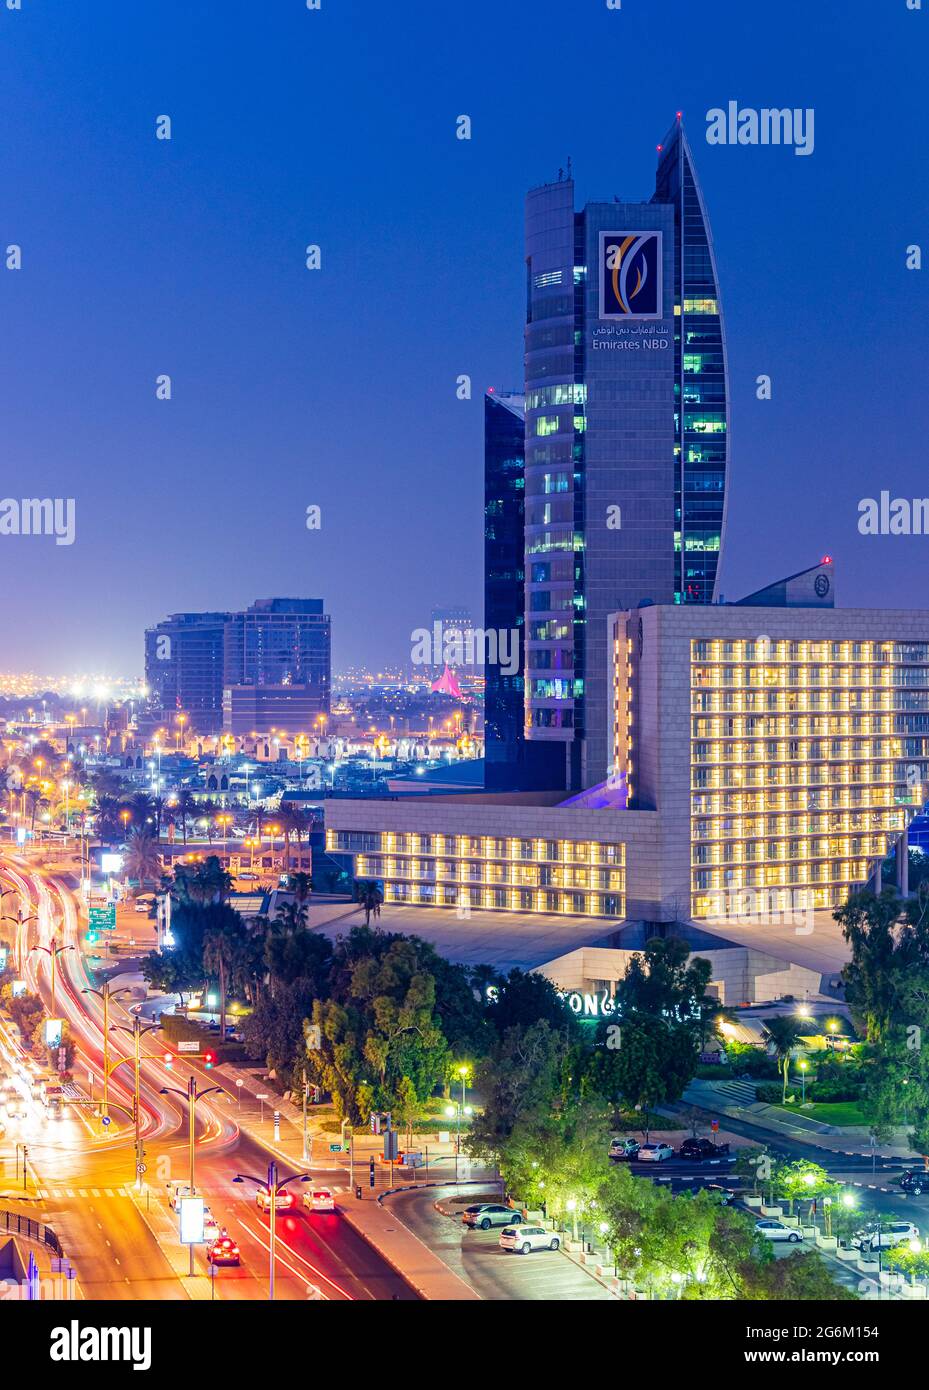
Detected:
left=179, top=1196, right=205, bottom=1245
left=45, top=1018, right=64, bottom=1049
left=0, top=946, right=8, bottom=971
left=599, top=230, right=663, bottom=320
left=100, top=852, right=123, bottom=874
left=12, top=979, right=26, bottom=997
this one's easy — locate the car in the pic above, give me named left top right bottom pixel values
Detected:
left=462, top=1203, right=520, bottom=1231
left=208, top=1234, right=241, bottom=1266
left=303, top=1188, right=335, bottom=1213
left=608, top=1138, right=640, bottom=1162
left=755, top=1219, right=802, bottom=1243
left=237, top=872, right=260, bottom=882
left=853, top=1221, right=919, bottom=1252
left=4, top=1093, right=27, bottom=1121
left=901, top=1170, right=928, bottom=1197
left=133, top=902, right=150, bottom=914
left=256, top=1187, right=295, bottom=1212
left=679, top=1137, right=731, bottom=1162
left=499, top=1224, right=561, bottom=1255
left=701, top=1183, right=736, bottom=1204
left=167, top=1183, right=194, bottom=1212
left=202, top=1208, right=220, bottom=1241
left=637, top=1142, right=674, bottom=1162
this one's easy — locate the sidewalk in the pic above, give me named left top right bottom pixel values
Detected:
left=215, top=1065, right=481, bottom=1299
left=680, top=1081, right=916, bottom=1161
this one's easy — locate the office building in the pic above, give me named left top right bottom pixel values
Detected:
left=524, top=120, right=729, bottom=790
left=144, top=611, right=230, bottom=732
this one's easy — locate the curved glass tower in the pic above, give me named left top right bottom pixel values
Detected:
left=523, top=119, right=728, bottom=791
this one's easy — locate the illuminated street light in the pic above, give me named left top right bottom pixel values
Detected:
left=232, top=1162, right=311, bottom=1301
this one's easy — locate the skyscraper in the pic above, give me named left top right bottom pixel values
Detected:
left=144, top=611, right=231, bottom=731
left=523, top=120, right=729, bottom=791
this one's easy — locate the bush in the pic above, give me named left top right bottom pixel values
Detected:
left=723, top=1042, right=778, bottom=1079
left=756, top=1083, right=787, bottom=1105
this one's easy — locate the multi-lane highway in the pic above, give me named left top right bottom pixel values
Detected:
left=0, top=852, right=414, bottom=1301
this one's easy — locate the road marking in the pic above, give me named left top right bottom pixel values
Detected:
left=237, top=1218, right=346, bottom=1299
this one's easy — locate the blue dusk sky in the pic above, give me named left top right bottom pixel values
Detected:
left=0, top=0, right=926, bottom=675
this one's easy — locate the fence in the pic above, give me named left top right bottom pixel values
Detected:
left=0, top=1205, right=63, bottom=1258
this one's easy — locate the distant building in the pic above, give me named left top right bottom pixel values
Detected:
left=145, top=597, right=330, bottom=736
left=144, top=611, right=231, bottom=732
left=429, top=606, right=476, bottom=677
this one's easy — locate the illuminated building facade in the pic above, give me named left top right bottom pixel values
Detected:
left=523, top=121, right=729, bottom=792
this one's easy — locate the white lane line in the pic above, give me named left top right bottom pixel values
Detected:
left=237, top=1218, right=345, bottom=1300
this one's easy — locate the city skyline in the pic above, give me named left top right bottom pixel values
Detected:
left=2, top=1, right=927, bottom=676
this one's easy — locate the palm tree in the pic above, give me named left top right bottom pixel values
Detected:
left=124, top=829, right=162, bottom=893
left=173, top=790, right=197, bottom=845
left=762, top=1016, right=802, bottom=1102
left=354, top=880, right=383, bottom=926
left=288, top=871, right=312, bottom=906
left=278, top=807, right=303, bottom=871
left=203, top=921, right=242, bottom=1043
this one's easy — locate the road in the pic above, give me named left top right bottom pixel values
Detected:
left=384, top=1184, right=615, bottom=1300
left=0, top=852, right=413, bottom=1301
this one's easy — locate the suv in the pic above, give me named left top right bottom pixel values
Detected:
left=901, top=1170, right=928, bottom=1197
left=853, top=1221, right=919, bottom=1252
left=499, top=1224, right=560, bottom=1255
left=608, top=1138, right=640, bottom=1162
left=462, top=1203, right=520, bottom=1231
left=680, top=1137, right=731, bottom=1162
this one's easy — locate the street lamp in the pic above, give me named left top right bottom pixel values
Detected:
left=444, top=1101, right=473, bottom=1179
left=82, top=982, right=131, bottom=1120
left=160, top=1074, right=223, bottom=1276
left=111, top=1014, right=161, bottom=1186
left=566, top=1196, right=579, bottom=1244
left=232, top=1162, right=311, bottom=1300
left=799, top=1058, right=808, bottom=1105
left=31, top=937, right=74, bottom=1015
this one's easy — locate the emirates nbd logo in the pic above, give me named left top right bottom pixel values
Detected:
left=599, top=231, right=662, bottom=320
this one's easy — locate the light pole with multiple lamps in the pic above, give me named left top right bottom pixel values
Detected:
left=160, top=1074, right=223, bottom=1275
left=110, top=1014, right=161, bottom=1186
left=31, top=936, right=74, bottom=1015
left=232, top=1162, right=311, bottom=1300
left=82, top=983, right=131, bottom=1121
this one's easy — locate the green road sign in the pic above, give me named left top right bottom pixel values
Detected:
left=328, top=1143, right=343, bottom=1153
left=88, top=905, right=116, bottom=931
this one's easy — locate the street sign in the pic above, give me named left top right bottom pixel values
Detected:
left=328, top=1143, right=343, bottom=1153
left=101, top=1115, right=111, bottom=1127
left=88, top=905, right=116, bottom=931
left=177, top=1040, right=200, bottom=1053
left=137, top=1163, right=147, bottom=1175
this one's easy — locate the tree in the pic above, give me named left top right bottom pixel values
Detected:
left=203, top=908, right=249, bottom=1042
left=775, top=1160, right=841, bottom=1223
left=288, top=871, right=312, bottom=905
left=761, top=1016, right=802, bottom=1101
left=591, top=1017, right=699, bottom=1133
left=617, top=937, right=714, bottom=1026
left=395, top=1075, right=418, bottom=1149
left=123, top=830, right=161, bottom=892
left=467, top=1020, right=573, bottom=1167
left=835, top=888, right=908, bottom=1042
left=172, top=790, right=197, bottom=845
left=354, top=880, right=383, bottom=925
left=485, top=967, right=577, bottom=1037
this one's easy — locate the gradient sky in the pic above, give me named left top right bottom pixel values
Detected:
left=1, top=0, right=926, bottom=676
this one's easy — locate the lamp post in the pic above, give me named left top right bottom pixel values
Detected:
left=31, top=937, right=74, bottom=1015
left=232, top=1162, right=311, bottom=1300
left=111, top=1015, right=160, bottom=1186
left=799, top=1059, right=808, bottom=1105
left=160, top=1074, right=223, bottom=1276
left=82, top=983, right=131, bottom=1121
left=444, top=1102, right=473, bottom=1180
left=1, top=910, right=37, bottom=974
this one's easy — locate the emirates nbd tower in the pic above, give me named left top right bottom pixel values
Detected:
left=523, top=117, right=729, bottom=792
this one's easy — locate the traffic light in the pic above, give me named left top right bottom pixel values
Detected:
left=163, top=1051, right=173, bottom=1069
left=368, top=1158, right=376, bottom=1189
left=204, top=1052, right=215, bottom=1070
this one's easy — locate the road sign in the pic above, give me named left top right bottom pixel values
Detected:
left=137, top=1163, right=147, bottom=1175
left=328, top=1143, right=343, bottom=1153
left=88, top=905, right=116, bottom=931
left=101, top=1115, right=111, bottom=1127
left=711, top=1119, right=719, bottom=1133
left=177, top=1040, right=200, bottom=1053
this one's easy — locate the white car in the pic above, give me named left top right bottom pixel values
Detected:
left=303, top=1188, right=335, bottom=1213
left=853, top=1221, right=919, bottom=1252
left=755, top=1219, right=802, bottom=1244
left=167, top=1183, right=193, bottom=1212
left=256, top=1186, right=296, bottom=1213
left=202, top=1208, right=220, bottom=1241
left=637, top=1142, right=674, bottom=1162
left=499, top=1224, right=561, bottom=1255
left=4, top=1093, right=27, bottom=1121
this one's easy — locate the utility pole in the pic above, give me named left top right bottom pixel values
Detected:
left=111, top=1015, right=160, bottom=1186
left=233, top=1162, right=311, bottom=1301
left=31, top=936, right=74, bottom=1015
left=82, top=983, right=130, bottom=1121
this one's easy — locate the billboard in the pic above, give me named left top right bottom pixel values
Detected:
left=179, top=1196, right=205, bottom=1245
left=599, top=231, right=663, bottom=320
left=45, top=1018, right=64, bottom=1049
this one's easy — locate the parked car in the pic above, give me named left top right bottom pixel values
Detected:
left=637, top=1142, right=674, bottom=1162
left=755, top=1219, right=802, bottom=1244
left=679, top=1137, right=731, bottom=1162
left=462, top=1203, right=520, bottom=1231
left=608, top=1138, right=640, bottom=1162
left=852, top=1221, right=919, bottom=1252
left=499, top=1224, right=560, bottom=1255
left=701, top=1183, right=735, bottom=1204
left=901, top=1170, right=928, bottom=1197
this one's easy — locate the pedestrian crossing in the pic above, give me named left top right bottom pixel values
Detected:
left=33, top=1186, right=129, bottom=1201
